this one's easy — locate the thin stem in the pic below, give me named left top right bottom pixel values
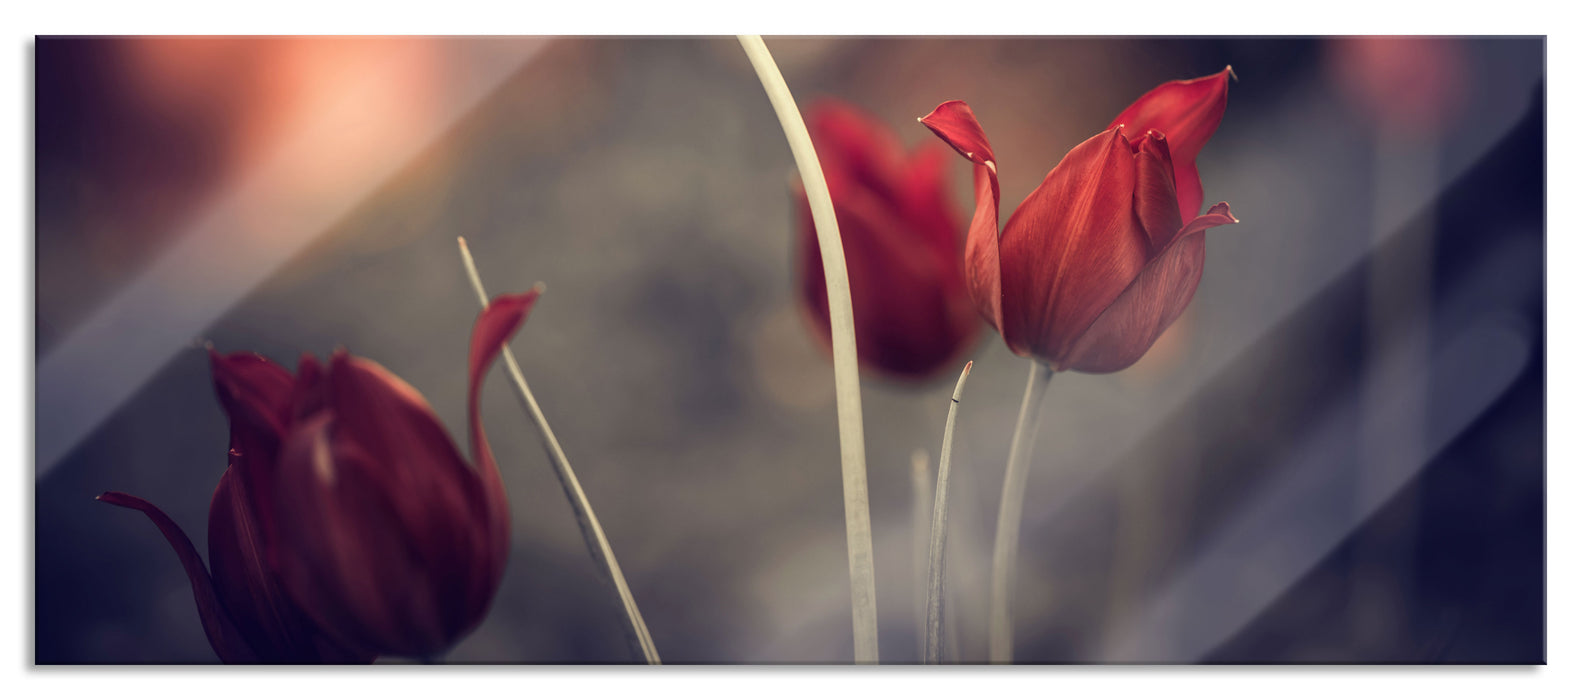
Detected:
left=736, top=34, right=877, bottom=663
left=925, top=361, right=973, bottom=664
left=457, top=237, right=661, bottom=665
left=910, top=448, right=931, bottom=661
left=988, top=360, right=1055, bottom=664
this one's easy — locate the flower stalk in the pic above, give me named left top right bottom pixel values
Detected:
left=988, top=360, right=1055, bottom=663
left=925, top=361, right=973, bottom=663
left=910, top=448, right=931, bottom=661
left=737, top=34, right=878, bottom=663
left=457, top=237, right=660, bottom=665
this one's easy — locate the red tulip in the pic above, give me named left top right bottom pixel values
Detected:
left=794, top=100, right=979, bottom=380
left=1324, top=37, right=1469, bottom=136
left=919, top=69, right=1238, bottom=373
left=100, top=291, right=539, bottom=662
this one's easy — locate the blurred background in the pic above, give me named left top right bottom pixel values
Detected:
left=33, top=36, right=1544, bottom=663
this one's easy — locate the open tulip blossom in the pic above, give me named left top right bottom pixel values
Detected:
left=100, top=291, right=540, bottom=663
left=919, top=68, right=1242, bottom=663
left=794, top=100, right=980, bottom=381
left=921, top=68, right=1238, bottom=373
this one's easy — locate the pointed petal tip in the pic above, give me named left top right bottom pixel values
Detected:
left=1225, top=65, right=1238, bottom=82
left=96, top=490, right=148, bottom=511
left=963, top=360, right=973, bottom=375
left=919, top=99, right=968, bottom=123
left=1208, top=201, right=1238, bottom=223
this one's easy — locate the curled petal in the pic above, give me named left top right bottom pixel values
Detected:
left=1160, top=201, right=1239, bottom=252
left=1063, top=202, right=1238, bottom=373
left=1109, top=67, right=1233, bottom=221
left=998, top=127, right=1148, bottom=362
left=466, top=291, right=540, bottom=597
left=98, top=491, right=258, bottom=663
left=920, top=100, right=997, bottom=168
left=921, top=100, right=1004, bottom=333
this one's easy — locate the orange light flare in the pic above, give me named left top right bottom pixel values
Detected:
left=116, top=37, right=448, bottom=257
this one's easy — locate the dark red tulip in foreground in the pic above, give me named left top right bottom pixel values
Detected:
left=794, top=100, right=979, bottom=380
left=100, top=291, right=540, bottom=662
left=920, top=69, right=1238, bottom=373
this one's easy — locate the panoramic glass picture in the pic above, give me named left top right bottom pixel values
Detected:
left=34, top=36, right=1544, bottom=664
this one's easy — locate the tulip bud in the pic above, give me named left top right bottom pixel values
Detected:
left=921, top=69, right=1238, bottom=373
left=794, top=100, right=980, bottom=381
left=101, top=291, right=539, bottom=662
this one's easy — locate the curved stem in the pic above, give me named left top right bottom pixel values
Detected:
left=910, top=448, right=931, bottom=661
left=925, top=361, right=973, bottom=663
left=988, top=360, right=1055, bottom=664
left=736, top=34, right=877, bottom=663
left=457, top=238, right=661, bottom=665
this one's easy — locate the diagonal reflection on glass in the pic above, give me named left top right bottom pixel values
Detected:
left=35, top=38, right=549, bottom=474
left=1102, top=310, right=1531, bottom=662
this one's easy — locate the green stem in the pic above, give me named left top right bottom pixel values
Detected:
left=736, top=34, right=877, bottom=663
left=988, top=360, right=1055, bottom=663
left=457, top=238, right=661, bottom=665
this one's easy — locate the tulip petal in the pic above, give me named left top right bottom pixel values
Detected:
left=1063, top=202, right=1238, bottom=373
left=998, top=127, right=1150, bottom=362
left=1162, top=201, right=1240, bottom=251
left=98, top=491, right=258, bottom=663
left=209, top=349, right=294, bottom=438
left=207, top=468, right=302, bottom=661
left=1133, top=130, right=1185, bottom=254
left=208, top=468, right=374, bottom=663
left=1109, top=68, right=1232, bottom=222
left=897, top=144, right=969, bottom=260
left=797, top=176, right=972, bottom=378
left=920, top=100, right=997, bottom=168
left=326, top=352, right=490, bottom=635
left=209, top=349, right=294, bottom=548
left=808, top=100, right=908, bottom=209
left=921, top=100, right=1004, bottom=332
left=466, top=290, right=540, bottom=573
left=270, top=414, right=456, bottom=657
left=289, top=353, right=329, bottom=423
left=812, top=100, right=966, bottom=276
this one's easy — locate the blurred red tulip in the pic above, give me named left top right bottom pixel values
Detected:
left=920, top=69, right=1237, bottom=373
left=1325, top=37, right=1468, bottom=136
left=100, top=291, right=539, bottom=662
left=794, top=100, right=980, bottom=381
